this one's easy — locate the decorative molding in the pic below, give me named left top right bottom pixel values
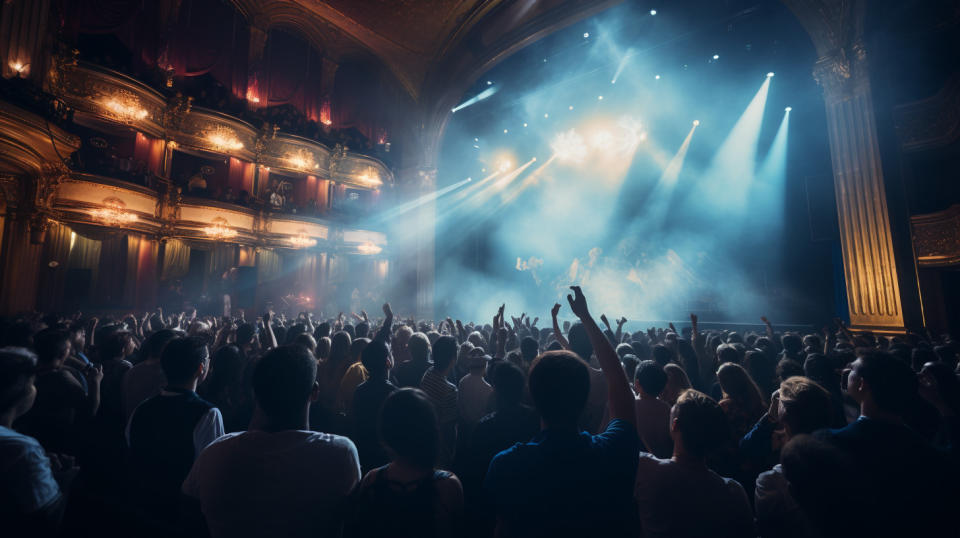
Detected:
left=911, top=205, right=960, bottom=267
left=894, top=75, right=960, bottom=152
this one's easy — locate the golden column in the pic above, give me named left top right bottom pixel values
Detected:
left=784, top=0, right=905, bottom=331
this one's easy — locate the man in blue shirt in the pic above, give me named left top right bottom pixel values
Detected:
left=485, top=287, right=638, bottom=538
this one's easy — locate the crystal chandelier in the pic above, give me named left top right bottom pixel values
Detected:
left=90, top=197, right=138, bottom=226
left=356, top=241, right=382, bottom=255
left=288, top=231, right=317, bottom=249
left=203, top=217, right=237, bottom=240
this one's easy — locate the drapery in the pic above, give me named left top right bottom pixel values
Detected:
left=207, top=244, right=236, bottom=277
left=94, top=235, right=123, bottom=307
left=124, top=235, right=157, bottom=308
left=37, top=222, right=73, bottom=311
left=256, top=248, right=280, bottom=283
left=161, top=239, right=190, bottom=281
left=293, top=252, right=319, bottom=300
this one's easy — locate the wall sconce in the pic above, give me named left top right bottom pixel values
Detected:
left=203, top=217, right=237, bottom=240
left=9, top=61, right=29, bottom=77
left=90, top=197, right=138, bottom=226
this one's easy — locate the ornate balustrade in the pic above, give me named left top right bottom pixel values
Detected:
left=911, top=205, right=960, bottom=267
left=52, top=62, right=393, bottom=189
left=50, top=173, right=386, bottom=254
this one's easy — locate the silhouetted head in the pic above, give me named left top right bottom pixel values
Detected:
left=379, top=388, right=439, bottom=469
left=161, top=336, right=210, bottom=386
left=670, top=389, right=728, bottom=459
left=253, top=345, right=318, bottom=420
left=567, top=323, right=593, bottom=363
left=529, top=350, right=590, bottom=429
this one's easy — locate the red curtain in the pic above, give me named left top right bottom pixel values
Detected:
left=265, top=29, right=323, bottom=121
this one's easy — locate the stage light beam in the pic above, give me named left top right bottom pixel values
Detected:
left=451, top=86, right=499, bottom=113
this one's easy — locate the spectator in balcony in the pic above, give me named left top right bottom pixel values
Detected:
left=222, top=187, right=238, bottom=205
left=188, top=170, right=209, bottom=196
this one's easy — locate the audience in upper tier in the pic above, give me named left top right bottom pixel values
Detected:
left=1, top=291, right=959, bottom=538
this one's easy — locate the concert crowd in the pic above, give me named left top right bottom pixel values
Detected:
left=1, top=288, right=957, bottom=537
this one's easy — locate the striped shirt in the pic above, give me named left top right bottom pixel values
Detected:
left=419, top=368, right=458, bottom=425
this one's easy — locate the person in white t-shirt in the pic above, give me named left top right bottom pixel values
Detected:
left=635, top=389, right=754, bottom=538
left=183, top=345, right=360, bottom=538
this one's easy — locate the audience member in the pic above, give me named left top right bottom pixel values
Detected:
left=347, top=388, right=463, bottom=538
left=183, top=345, right=360, bottom=538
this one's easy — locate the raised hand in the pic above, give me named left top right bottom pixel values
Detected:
left=668, top=322, right=678, bottom=334
left=617, top=317, right=628, bottom=327
left=566, top=286, right=590, bottom=319
left=690, top=313, right=698, bottom=327
left=551, top=303, right=561, bottom=319
left=761, top=316, right=771, bottom=326
left=85, top=363, right=104, bottom=385
left=600, top=314, right=611, bottom=329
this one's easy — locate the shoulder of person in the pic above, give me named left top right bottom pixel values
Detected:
left=434, top=472, right=463, bottom=499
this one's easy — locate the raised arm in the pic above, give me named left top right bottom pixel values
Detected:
left=551, top=303, right=570, bottom=350
left=262, top=311, right=278, bottom=350
left=761, top=316, right=779, bottom=352
left=615, top=317, right=627, bottom=343
left=373, top=303, right=393, bottom=343
left=566, top=287, right=636, bottom=428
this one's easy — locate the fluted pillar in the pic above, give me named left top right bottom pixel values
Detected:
left=782, top=0, right=909, bottom=331
left=817, top=56, right=904, bottom=329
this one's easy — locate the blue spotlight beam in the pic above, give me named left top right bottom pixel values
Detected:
left=451, top=86, right=499, bottom=113
left=375, top=176, right=473, bottom=223
left=695, top=76, right=771, bottom=213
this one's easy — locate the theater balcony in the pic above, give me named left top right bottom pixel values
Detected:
left=0, top=58, right=391, bottom=315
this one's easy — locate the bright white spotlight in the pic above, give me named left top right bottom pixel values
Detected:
left=598, top=95, right=604, bottom=100
left=611, top=79, right=616, bottom=84
left=583, top=32, right=590, bottom=38
left=568, top=105, right=574, bottom=110
left=767, top=72, right=775, bottom=78
left=523, top=123, right=528, bottom=127
left=713, top=54, right=720, bottom=60
left=474, top=137, right=479, bottom=142
left=693, top=120, right=700, bottom=126
left=589, top=130, right=614, bottom=150
left=487, top=80, right=493, bottom=85
left=785, top=106, right=792, bottom=112
left=650, top=9, right=657, bottom=15
left=655, top=74, right=661, bottom=80
left=498, top=159, right=513, bottom=172
left=503, top=129, right=509, bottom=134
left=544, top=113, right=549, bottom=118
left=551, top=129, right=588, bottom=164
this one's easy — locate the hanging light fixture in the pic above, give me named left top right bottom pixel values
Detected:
left=90, top=197, right=138, bottom=226
left=288, top=231, right=317, bottom=249
left=357, top=242, right=382, bottom=255
left=203, top=217, right=237, bottom=240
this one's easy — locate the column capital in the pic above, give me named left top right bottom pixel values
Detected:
left=812, top=39, right=870, bottom=104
